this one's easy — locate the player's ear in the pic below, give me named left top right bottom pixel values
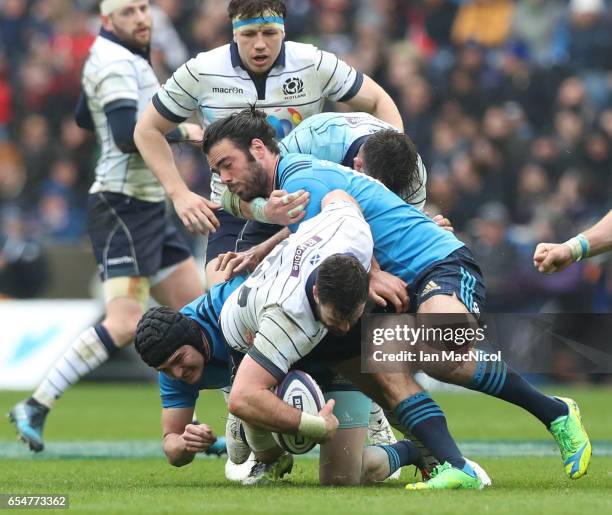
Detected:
left=249, top=138, right=266, bottom=159
left=353, top=156, right=363, bottom=172
left=101, top=15, right=113, bottom=32
left=312, top=284, right=319, bottom=304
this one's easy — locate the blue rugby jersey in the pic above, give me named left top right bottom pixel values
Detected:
left=275, top=153, right=463, bottom=285
left=158, top=275, right=246, bottom=408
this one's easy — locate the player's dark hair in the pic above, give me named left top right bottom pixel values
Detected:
left=316, top=254, right=369, bottom=319
left=202, top=107, right=280, bottom=158
left=134, top=306, right=206, bottom=368
left=361, top=130, right=421, bottom=201
left=228, top=0, right=287, bottom=20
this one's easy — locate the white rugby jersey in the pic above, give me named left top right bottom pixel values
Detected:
left=153, top=41, right=363, bottom=202
left=82, top=34, right=165, bottom=202
left=220, top=201, right=373, bottom=379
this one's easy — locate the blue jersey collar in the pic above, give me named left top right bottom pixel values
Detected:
left=100, top=28, right=150, bottom=62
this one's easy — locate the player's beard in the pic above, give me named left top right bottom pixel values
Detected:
left=238, top=159, right=270, bottom=202
left=111, top=21, right=151, bottom=50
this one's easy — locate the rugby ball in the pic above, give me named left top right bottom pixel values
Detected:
left=273, top=370, right=325, bottom=454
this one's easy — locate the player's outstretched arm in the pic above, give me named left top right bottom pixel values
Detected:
left=534, top=210, right=612, bottom=274
left=228, top=355, right=338, bottom=443
left=215, top=227, right=291, bottom=280
left=342, top=75, right=404, bottom=131
left=162, top=407, right=217, bottom=467
left=134, top=103, right=220, bottom=234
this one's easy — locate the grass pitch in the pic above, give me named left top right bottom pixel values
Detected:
left=1, top=384, right=611, bottom=514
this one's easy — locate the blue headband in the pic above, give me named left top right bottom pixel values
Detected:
left=232, top=16, right=285, bottom=30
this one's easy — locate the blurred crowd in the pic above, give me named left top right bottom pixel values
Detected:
left=1, top=0, right=612, bottom=311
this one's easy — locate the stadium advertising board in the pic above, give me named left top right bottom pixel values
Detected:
left=0, top=301, right=101, bottom=389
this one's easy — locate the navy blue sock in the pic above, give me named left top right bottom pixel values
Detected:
left=468, top=358, right=568, bottom=427
left=393, top=392, right=467, bottom=470
left=377, top=440, right=422, bottom=475
left=94, top=324, right=120, bottom=355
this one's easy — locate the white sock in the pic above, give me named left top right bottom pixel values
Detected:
left=32, top=326, right=113, bottom=409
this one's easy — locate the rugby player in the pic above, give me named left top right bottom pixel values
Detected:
left=214, top=110, right=451, bottom=313
left=222, top=111, right=427, bottom=222
left=8, top=0, right=206, bottom=453
left=133, top=0, right=403, bottom=288
left=202, top=109, right=592, bottom=488
left=278, top=112, right=425, bottom=207
left=132, top=200, right=425, bottom=485
left=216, top=111, right=434, bottom=462
left=134, top=0, right=404, bottom=453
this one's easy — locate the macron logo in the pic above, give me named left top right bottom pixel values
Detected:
left=212, top=86, right=244, bottom=94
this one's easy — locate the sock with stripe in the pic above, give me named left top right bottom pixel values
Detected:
left=393, top=392, right=469, bottom=472
left=468, top=358, right=568, bottom=427
left=32, top=324, right=120, bottom=409
left=376, top=440, right=422, bottom=477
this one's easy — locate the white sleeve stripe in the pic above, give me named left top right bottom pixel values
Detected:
left=229, top=315, right=250, bottom=348
left=262, top=314, right=305, bottom=358
left=165, top=90, right=192, bottom=112
left=264, top=254, right=283, bottom=304
left=316, top=51, right=324, bottom=71
left=184, top=63, right=199, bottom=82
left=328, top=68, right=356, bottom=97
left=253, top=282, right=263, bottom=310
left=170, top=75, right=198, bottom=101
left=280, top=311, right=315, bottom=343
left=257, top=331, right=290, bottom=362
left=321, top=56, right=339, bottom=92
left=272, top=275, right=293, bottom=304
left=309, top=219, right=346, bottom=252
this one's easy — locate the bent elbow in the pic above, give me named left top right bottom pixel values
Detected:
left=133, top=118, right=145, bottom=139
left=227, top=391, right=248, bottom=419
